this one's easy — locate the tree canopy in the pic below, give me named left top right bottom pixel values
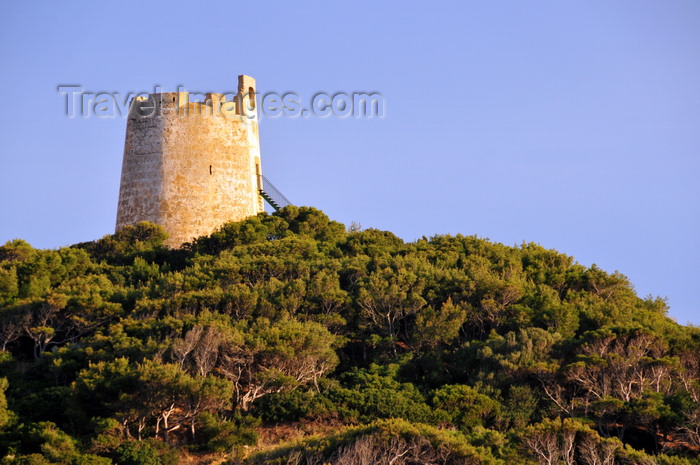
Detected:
left=0, top=207, right=697, bottom=464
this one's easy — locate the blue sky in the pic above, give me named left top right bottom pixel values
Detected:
left=0, top=1, right=698, bottom=324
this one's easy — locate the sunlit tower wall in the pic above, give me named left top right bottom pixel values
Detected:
left=115, top=75, right=264, bottom=247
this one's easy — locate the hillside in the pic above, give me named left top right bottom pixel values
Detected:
left=0, top=207, right=697, bottom=464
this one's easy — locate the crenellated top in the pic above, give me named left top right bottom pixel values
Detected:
left=128, top=75, right=258, bottom=120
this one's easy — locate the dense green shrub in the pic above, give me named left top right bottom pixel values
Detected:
left=253, top=389, right=315, bottom=422
left=195, top=411, right=259, bottom=453
left=0, top=208, right=696, bottom=463
left=116, top=439, right=176, bottom=465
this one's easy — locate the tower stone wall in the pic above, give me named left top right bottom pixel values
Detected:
left=116, top=75, right=264, bottom=247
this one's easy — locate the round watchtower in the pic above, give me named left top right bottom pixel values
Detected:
left=115, top=75, right=264, bottom=247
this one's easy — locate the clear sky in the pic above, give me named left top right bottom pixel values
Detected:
left=0, top=1, right=698, bottom=325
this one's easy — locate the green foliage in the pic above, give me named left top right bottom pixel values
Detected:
left=432, top=384, right=502, bottom=430
left=413, top=298, right=467, bottom=350
left=14, top=386, right=71, bottom=426
left=244, top=418, right=503, bottom=464
left=195, top=411, right=259, bottom=452
left=501, top=384, right=539, bottom=429
left=75, top=222, right=168, bottom=266
left=0, top=208, right=697, bottom=462
left=0, top=378, right=12, bottom=429
left=89, top=418, right=124, bottom=455
left=191, top=213, right=290, bottom=254
left=0, top=267, right=19, bottom=306
left=253, top=389, right=315, bottom=422
left=4, top=422, right=112, bottom=465
left=116, top=439, right=176, bottom=465
left=319, top=364, right=445, bottom=424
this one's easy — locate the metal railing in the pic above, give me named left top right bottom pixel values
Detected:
left=259, top=175, right=292, bottom=212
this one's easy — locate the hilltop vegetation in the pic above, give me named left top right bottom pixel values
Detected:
left=0, top=207, right=697, bottom=464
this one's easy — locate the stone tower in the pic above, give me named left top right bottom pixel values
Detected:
left=115, top=75, right=264, bottom=247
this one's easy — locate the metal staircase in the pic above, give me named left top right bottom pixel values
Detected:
left=258, top=174, right=292, bottom=212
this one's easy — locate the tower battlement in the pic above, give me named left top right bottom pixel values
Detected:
left=128, top=84, right=257, bottom=121
left=116, top=75, right=264, bottom=247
